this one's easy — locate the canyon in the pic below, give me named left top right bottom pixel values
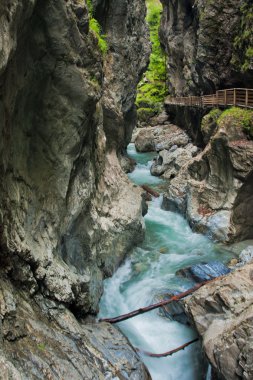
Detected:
left=0, top=0, right=253, bottom=379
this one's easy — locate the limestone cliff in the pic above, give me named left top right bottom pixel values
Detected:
left=160, top=0, right=253, bottom=96
left=0, top=0, right=150, bottom=377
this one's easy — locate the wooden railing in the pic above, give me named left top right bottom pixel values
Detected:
left=165, top=88, right=253, bottom=109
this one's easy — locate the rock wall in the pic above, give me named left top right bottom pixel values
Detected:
left=0, top=0, right=149, bottom=314
left=0, top=0, right=150, bottom=376
left=162, top=109, right=253, bottom=243
left=185, top=262, right=253, bottom=380
left=0, top=277, right=150, bottom=380
left=160, top=0, right=253, bottom=96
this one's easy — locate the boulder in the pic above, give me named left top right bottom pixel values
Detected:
left=236, top=246, right=253, bottom=267
left=176, top=261, right=231, bottom=283
left=151, top=143, right=199, bottom=178
left=135, top=124, right=190, bottom=152
left=184, top=263, right=253, bottom=380
left=156, top=291, right=190, bottom=326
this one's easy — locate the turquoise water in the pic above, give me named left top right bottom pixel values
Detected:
left=99, top=143, right=235, bottom=380
left=127, top=143, right=164, bottom=186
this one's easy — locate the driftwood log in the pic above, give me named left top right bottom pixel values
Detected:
left=135, top=338, right=199, bottom=358
left=99, top=279, right=215, bottom=324
left=141, top=185, right=160, bottom=198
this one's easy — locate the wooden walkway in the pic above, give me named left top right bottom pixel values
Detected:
left=165, top=88, right=253, bottom=109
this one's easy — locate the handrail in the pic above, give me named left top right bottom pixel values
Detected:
left=165, top=88, right=253, bottom=109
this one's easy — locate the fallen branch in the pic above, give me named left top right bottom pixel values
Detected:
left=141, top=185, right=160, bottom=198
left=99, top=279, right=214, bottom=324
left=135, top=338, right=199, bottom=358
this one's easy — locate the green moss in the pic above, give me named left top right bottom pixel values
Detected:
left=87, top=1, right=107, bottom=56
left=37, top=343, right=46, bottom=351
left=136, top=0, right=167, bottom=115
left=89, top=18, right=108, bottom=55
left=232, top=1, right=253, bottom=72
left=86, top=0, right=93, bottom=15
left=217, top=107, right=253, bottom=138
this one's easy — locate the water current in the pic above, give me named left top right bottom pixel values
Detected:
left=99, top=143, right=235, bottom=380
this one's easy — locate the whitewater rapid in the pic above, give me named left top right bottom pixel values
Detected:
left=99, top=143, right=234, bottom=380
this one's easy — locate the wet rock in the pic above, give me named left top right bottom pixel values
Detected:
left=185, top=262, right=253, bottom=380
left=177, top=261, right=230, bottom=283
left=119, top=155, right=136, bottom=173
left=159, top=247, right=169, bottom=254
left=236, top=246, right=253, bottom=267
left=156, top=291, right=190, bottom=325
left=135, top=124, right=189, bottom=152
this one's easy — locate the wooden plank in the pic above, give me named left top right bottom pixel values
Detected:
left=165, top=88, right=253, bottom=109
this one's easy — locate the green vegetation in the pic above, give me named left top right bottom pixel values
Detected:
left=232, top=1, right=253, bottom=72
left=217, top=107, right=253, bottom=138
left=87, top=0, right=108, bottom=55
left=136, top=0, right=167, bottom=121
left=37, top=343, right=46, bottom=351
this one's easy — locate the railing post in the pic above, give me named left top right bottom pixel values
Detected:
left=224, top=90, right=227, bottom=106
left=246, top=89, right=249, bottom=108
left=233, top=88, right=236, bottom=106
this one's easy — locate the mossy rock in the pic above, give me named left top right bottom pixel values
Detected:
left=217, top=107, right=253, bottom=139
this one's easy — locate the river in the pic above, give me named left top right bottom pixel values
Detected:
left=99, top=143, right=235, bottom=380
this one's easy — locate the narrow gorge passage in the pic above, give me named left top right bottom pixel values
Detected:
left=99, top=144, right=236, bottom=380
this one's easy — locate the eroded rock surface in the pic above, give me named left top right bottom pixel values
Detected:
left=160, top=0, right=253, bottom=96
left=0, top=277, right=150, bottom=380
left=135, top=124, right=190, bottom=152
left=185, top=262, right=253, bottom=380
left=0, top=0, right=150, bottom=376
left=162, top=112, right=253, bottom=242
left=0, top=0, right=149, bottom=314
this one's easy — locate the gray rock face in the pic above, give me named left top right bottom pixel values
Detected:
left=0, top=0, right=149, bottom=314
left=0, top=277, right=150, bottom=380
left=151, top=143, right=199, bottom=178
left=135, top=124, right=190, bottom=152
left=160, top=0, right=253, bottom=96
left=162, top=113, right=253, bottom=242
left=185, top=262, right=253, bottom=380
left=0, top=0, right=150, bottom=376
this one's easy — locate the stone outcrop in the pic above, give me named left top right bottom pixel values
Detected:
left=160, top=0, right=253, bottom=96
left=162, top=110, right=253, bottom=242
left=0, top=276, right=150, bottom=380
left=0, top=0, right=150, bottom=376
left=135, top=123, right=190, bottom=152
left=185, top=261, right=253, bottom=380
left=151, top=143, right=199, bottom=178
left=0, top=0, right=149, bottom=314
